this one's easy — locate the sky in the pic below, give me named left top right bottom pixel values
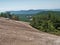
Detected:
left=0, top=0, right=60, bottom=12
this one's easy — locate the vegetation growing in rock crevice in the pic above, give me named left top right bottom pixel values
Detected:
left=30, top=11, right=60, bottom=35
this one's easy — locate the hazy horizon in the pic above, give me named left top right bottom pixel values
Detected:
left=0, top=0, right=60, bottom=12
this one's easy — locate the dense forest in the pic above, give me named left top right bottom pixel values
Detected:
left=30, top=11, right=60, bottom=35
left=0, top=11, right=60, bottom=35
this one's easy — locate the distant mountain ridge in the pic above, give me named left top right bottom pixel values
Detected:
left=8, top=10, right=43, bottom=14
left=8, top=9, right=60, bottom=14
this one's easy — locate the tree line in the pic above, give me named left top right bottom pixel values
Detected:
left=0, top=12, right=33, bottom=22
left=30, top=11, right=60, bottom=35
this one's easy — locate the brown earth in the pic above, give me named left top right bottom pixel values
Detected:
left=0, top=17, right=60, bottom=45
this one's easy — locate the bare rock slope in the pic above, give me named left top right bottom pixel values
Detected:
left=0, top=17, right=60, bottom=45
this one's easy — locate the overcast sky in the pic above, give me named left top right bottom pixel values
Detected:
left=0, top=0, right=60, bottom=12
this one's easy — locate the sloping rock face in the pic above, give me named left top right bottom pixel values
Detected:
left=0, top=17, right=60, bottom=45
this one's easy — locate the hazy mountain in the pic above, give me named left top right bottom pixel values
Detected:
left=8, top=10, right=44, bottom=14
left=7, top=9, right=60, bottom=14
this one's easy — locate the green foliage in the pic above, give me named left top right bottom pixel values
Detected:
left=30, top=11, right=60, bottom=35
left=0, top=12, right=20, bottom=21
left=0, top=12, right=33, bottom=22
